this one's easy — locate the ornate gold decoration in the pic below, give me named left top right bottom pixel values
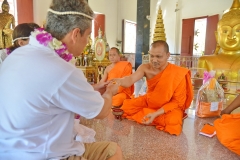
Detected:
left=152, top=6, right=166, bottom=42
left=76, top=27, right=111, bottom=83
left=0, top=0, right=15, bottom=49
left=94, top=28, right=106, bottom=61
left=83, top=36, right=92, bottom=55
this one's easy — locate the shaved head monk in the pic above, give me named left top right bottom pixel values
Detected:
left=213, top=95, right=240, bottom=155
left=100, top=47, right=134, bottom=108
left=112, top=40, right=193, bottom=135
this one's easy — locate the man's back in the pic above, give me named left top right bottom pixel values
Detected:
left=0, top=38, right=103, bottom=159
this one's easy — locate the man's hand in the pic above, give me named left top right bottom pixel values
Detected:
left=142, top=112, right=157, bottom=125
left=106, top=81, right=119, bottom=96
left=93, top=81, right=109, bottom=95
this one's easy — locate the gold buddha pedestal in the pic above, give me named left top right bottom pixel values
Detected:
left=190, top=68, right=206, bottom=89
left=198, top=0, right=240, bottom=96
left=216, top=69, right=231, bottom=92
left=92, top=60, right=111, bottom=82
left=0, top=0, right=15, bottom=49
left=76, top=66, right=96, bottom=84
left=75, top=52, right=97, bottom=84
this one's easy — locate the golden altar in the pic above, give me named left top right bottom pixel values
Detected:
left=75, top=28, right=111, bottom=84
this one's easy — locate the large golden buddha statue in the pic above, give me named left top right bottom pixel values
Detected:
left=0, top=0, right=15, bottom=49
left=198, top=0, right=240, bottom=74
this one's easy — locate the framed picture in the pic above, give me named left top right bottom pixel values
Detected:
left=94, top=38, right=106, bottom=61
left=122, top=19, right=136, bottom=54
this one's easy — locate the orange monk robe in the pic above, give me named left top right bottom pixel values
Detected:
left=121, top=63, right=193, bottom=135
left=107, top=61, right=134, bottom=107
left=214, top=114, right=240, bottom=155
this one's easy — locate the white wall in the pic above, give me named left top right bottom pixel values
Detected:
left=118, top=0, right=137, bottom=40
left=89, top=0, right=136, bottom=48
left=33, top=0, right=51, bottom=26
left=89, top=0, right=118, bottom=48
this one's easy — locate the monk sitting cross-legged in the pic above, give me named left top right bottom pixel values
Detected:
left=213, top=95, right=240, bottom=155
left=112, top=40, right=193, bottom=135
left=100, top=47, right=134, bottom=108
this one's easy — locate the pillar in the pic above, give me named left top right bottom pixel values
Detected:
left=135, top=0, right=150, bottom=69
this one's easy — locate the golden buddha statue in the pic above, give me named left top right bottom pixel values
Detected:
left=83, top=36, right=92, bottom=54
left=198, top=0, right=240, bottom=76
left=0, top=0, right=15, bottom=49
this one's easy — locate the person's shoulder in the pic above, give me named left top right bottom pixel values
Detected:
left=169, top=63, right=188, bottom=71
left=9, top=13, right=14, bottom=17
left=117, top=61, right=130, bottom=65
left=168, top=63, right=190, bottom=78
left=136, top=63, right=149, bottom=72
left=140, top=63, right=150, bottom=69
left=105, top=65, right=112, bottom=72
left=118, top=61, right=133, bottom=68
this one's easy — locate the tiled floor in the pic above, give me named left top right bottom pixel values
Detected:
left=80, top=92, right=240, bottom=160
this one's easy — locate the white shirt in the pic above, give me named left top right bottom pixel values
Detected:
left=0, top=49, right=8, bottom=65
left=0, top=36, right=104, bottom=159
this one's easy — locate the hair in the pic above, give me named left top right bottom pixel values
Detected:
left=45, top=0, right=94, bottom=40
left=110, top=47, right=120, bottom=55
left=8, top=23, right=40, bottom=53
left=150, top=40, right=169, bottom=53
left=218, top=9, right=240, bottom=27
left=2, top=0, right=9, bottom=6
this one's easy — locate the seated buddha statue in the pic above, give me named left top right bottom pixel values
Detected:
left=198, top=0, right=240, bottom=79
left=83, top=36, right=92, bottom=54
left=0, top=0, right=15, bottom=49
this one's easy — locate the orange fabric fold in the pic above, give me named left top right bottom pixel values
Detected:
left=107, top=61, right=134, bottom=106
left=200, top=124, right=216, bottom=135
left=214, top=114, right=240, bottom=155
left=121, top=63, right=193, bottom=135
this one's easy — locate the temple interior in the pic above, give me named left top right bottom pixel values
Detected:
left=0, top=0, right=240, bottom=159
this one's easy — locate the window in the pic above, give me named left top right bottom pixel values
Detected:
left=122, top=19, right=136, bottom=54
left=193, top=18, right=207, bottom=56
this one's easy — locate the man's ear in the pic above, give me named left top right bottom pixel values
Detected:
left=167, top=52, right=170, bottom=58
left=71, top=28, right=81, bottom=44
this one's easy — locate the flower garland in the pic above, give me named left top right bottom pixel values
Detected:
left=6, top=28, right=73, bottom=62
left=31, top=28, right=73, bottom=62
left=6, top=48, right=11, bottom=55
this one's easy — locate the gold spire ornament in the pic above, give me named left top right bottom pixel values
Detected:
left=152, top=6, right=166, bottom=42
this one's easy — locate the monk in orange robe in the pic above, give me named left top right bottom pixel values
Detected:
left=112, top=40, right=193, bottom=135
left=213, top=95, right=240, bottom=155
left=100, top=47, right=134, bottom=107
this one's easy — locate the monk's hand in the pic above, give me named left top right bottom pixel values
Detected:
left=142, top=113, right=156, bottom=125
left=106, top=81, right=119, bottom=96
left=110, top=78, right=122, bottom=86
